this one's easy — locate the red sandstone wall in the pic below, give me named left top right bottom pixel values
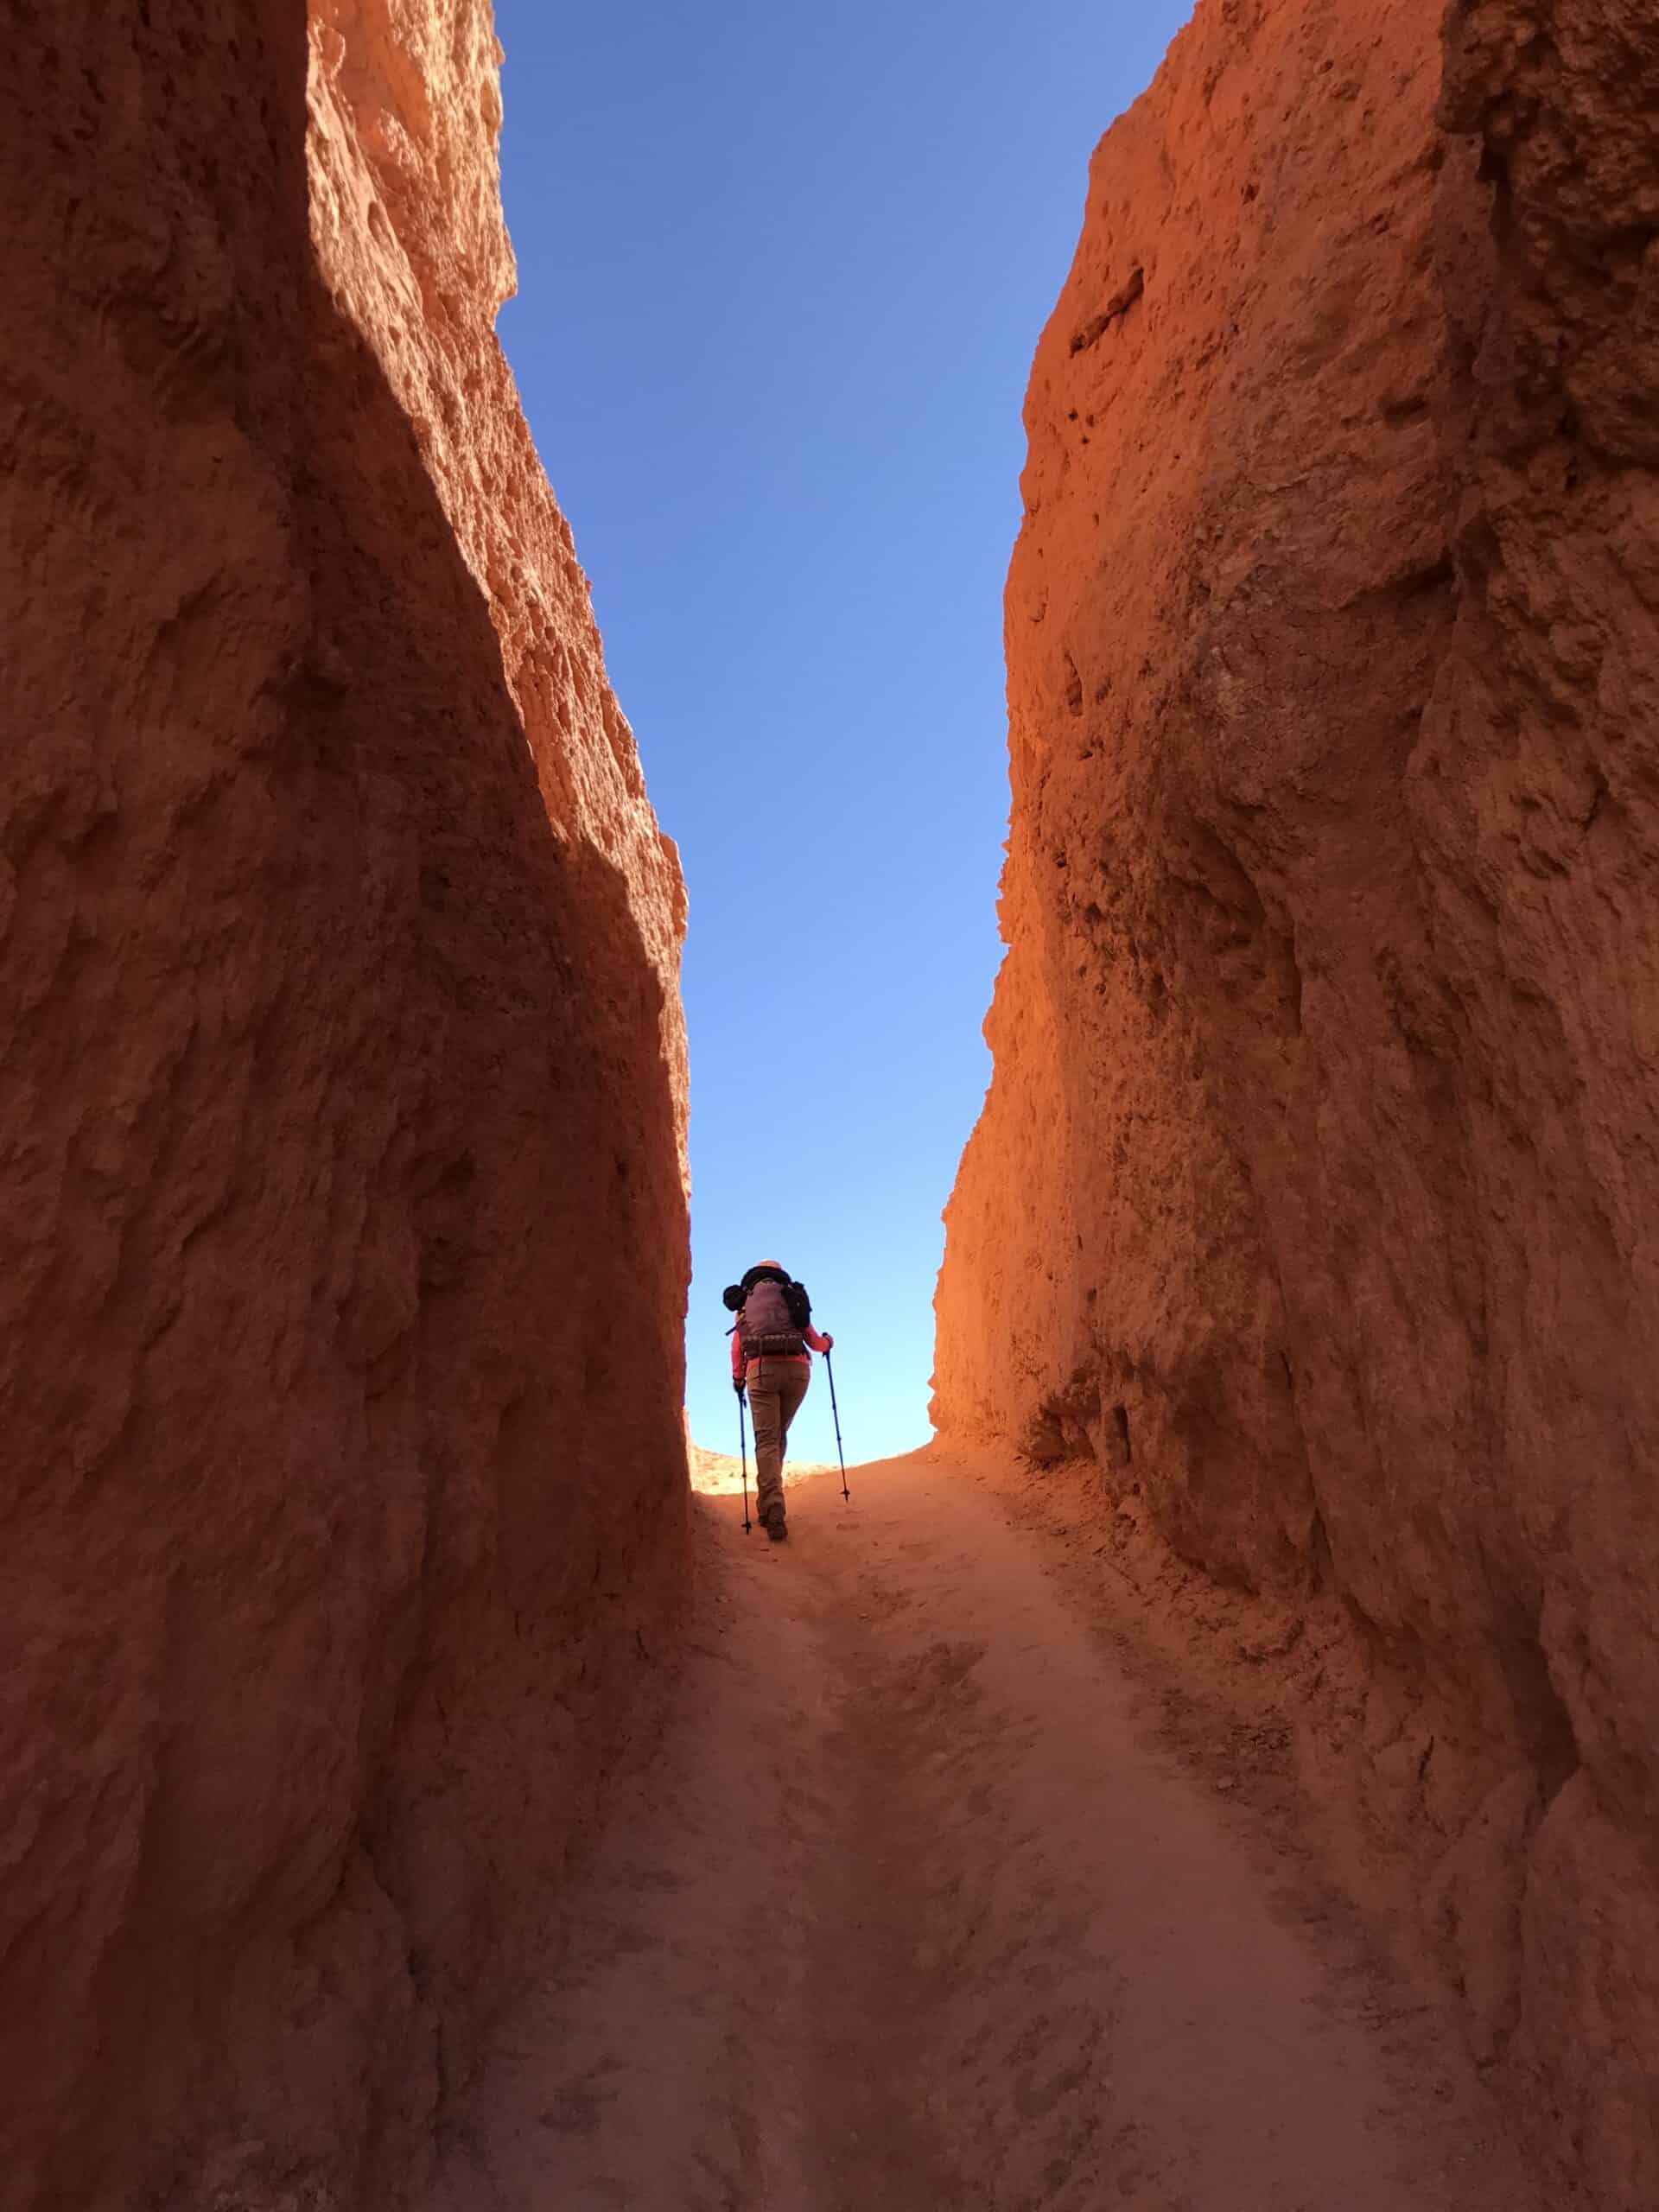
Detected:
left=933, top=0, right=1659, bottom=2199
left=2, top=4, right=689, bottom=2204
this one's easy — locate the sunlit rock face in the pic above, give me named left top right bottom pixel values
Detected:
left=2, top=3, right=688, bottom=2203
left=933, top=0, right=1659, bottom=2197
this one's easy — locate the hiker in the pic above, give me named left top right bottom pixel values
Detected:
left=725, top=1260, right=832, bottom=1541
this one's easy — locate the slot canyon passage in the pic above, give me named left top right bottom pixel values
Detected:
left=3, top=1, right=1658, bottom=2209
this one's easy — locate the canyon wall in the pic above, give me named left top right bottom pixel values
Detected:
left=2, top=4, right=689, bottom=2206
left=934, top=0, right=1659, bottom=2199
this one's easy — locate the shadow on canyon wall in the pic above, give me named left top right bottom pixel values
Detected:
left=3, top=5, right=686, bottom=2204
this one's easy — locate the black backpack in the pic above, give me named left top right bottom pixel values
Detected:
left=723, top=1265, right=811, bottom=1354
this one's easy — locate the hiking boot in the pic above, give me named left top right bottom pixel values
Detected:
left=765, top=1515, right=788, bottom=1543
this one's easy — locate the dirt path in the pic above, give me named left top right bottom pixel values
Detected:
left=433, top=1451, right=1547, bottom=2212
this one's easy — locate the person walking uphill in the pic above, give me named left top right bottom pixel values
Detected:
left=723, top=1261, right=832, bottom=1541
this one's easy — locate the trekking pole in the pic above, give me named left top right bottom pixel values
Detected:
left=738, top=1388, right=752, bottom=1534
left=824, top=1350, right=849, bottom=1503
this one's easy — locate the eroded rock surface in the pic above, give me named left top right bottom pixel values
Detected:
left=3, top=3, right=688, bottom=2204
left=933, top=0, right=1659, bottom=2199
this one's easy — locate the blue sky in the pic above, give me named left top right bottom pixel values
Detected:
left=493, top=1, right=1190, bottom=1461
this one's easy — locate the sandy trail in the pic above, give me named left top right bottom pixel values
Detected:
left=434, top=1451, right=1546, bottom=2212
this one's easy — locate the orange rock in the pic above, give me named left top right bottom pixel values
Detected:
left=934, top=0, right=1659, bottom=2198
left=2, top=4, right=687, bottom=2204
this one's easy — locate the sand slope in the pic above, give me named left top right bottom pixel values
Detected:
left=433, top=1452, right=1549, bottom=2211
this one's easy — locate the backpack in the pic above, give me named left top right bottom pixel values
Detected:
left=723, top=1266, right=812, bottom=1357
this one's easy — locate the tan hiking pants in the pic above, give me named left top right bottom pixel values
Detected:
left=746, top=1357, right=810, bottom=1525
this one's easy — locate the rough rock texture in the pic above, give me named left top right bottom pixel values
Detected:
left=2, top=4, right=688, bottom=2206
left=933, top=0, right=1659, bottom=2199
